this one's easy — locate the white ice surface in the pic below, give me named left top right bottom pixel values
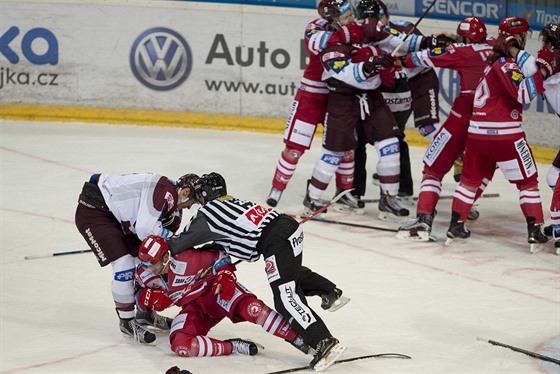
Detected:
left=1, top=120, right=559, bottom=374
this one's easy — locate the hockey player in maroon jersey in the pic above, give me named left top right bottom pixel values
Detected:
left=353, top=0, right=446, bottom=205
left=266, top=0, right=363, bottom=210
left=395, top=17, right=495, bottom=241
left=75, top=172, right=197, bottom=344
left=135, top=235, right=311, bottom=358
left=444, top=16, right=557, bottom=252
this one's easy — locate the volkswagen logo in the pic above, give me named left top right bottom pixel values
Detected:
left=130, top=27, right=192, bottom=91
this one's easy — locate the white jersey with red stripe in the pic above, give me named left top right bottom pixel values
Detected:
left=469, top=56, right=545, bottom=140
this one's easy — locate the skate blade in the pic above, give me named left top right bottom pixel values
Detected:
left=326, top=296, right=350, bottom=312
left=530, top=243, right=546, bottom=254
left=331, top=204, right=365, bottom=215
left=444, top=236, right=469, bottom=247
left=378, top=212, right=409, bottom=223
left=313, top=344, right=347, bottom=372
left=395, top=230, right=436, bottom=242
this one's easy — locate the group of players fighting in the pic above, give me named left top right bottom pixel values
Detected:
left=75, top=0, right=560, bottom=372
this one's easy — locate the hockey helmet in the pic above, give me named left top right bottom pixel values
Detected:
left=139, top=235, right=169, bottom=266
left=354, top=0, right=385, bottom=20
left=194, top=172, right=227, bottom=204
left=318, top=0, right=352, bottom=23
left=176, top=173, right=199, bottom=205
left=456, top=17, right=487, bottom=43
left=541, top=23, right=560, bottom=49
left=499, top=16, right=530, bottom=39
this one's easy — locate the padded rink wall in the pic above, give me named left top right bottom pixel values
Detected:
left=0, top=0, right=558, bottom=162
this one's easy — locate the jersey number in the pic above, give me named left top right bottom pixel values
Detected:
left=474, top=78, right=490, bottom=108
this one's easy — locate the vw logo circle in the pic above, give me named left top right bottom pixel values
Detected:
left=130, top=27, right=192, bottom=91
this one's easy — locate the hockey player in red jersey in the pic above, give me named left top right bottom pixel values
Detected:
left=266, top=0, right=363, bottom=210
left=75, top=172, right=197, bottom=344
left=135, top=235, right=311, bottom=358
left=396, top=17, right=495, bottom=241
left=444, top=16, right=557, bottom=252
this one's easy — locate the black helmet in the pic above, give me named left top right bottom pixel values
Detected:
left=541, top=23, right=560, bottom=49
left=194, top=172, right=227, bottom=204
left=355, top=0, right=385, bottom=21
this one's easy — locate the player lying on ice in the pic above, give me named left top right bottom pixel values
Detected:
left=135, top=234, right=314, bottom=358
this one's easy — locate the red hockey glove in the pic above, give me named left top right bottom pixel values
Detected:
left=136, top=288, right=173, bottom=312
left=351, top=46, right=382, bottom=63
left=536, top=47, right=559, bottom=78
left=380, top=67, right=396, bottom=87
left=327, top=23, right=364, bottom=45
left=492, top=34, right=520, bottom=57
left=212, top=269, right=237, bottom=301
left=363, top=54, right=394, bottom=76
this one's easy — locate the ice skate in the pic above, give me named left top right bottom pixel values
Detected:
left=332, top=188, right=364, bottom=214
left=396, top=213, right=435, bottom=242
left=119, top=318, right=156, bottom=344
left=321, top=288, right=350, bottom=312
left=225, top=338, right=259, bottom=356
left=136, top=309, right=173, bottom=330
left=378, top=194, right=409, bottom=222
left=303, top=181, right=329, bottom=217
left=310, top=337, right=347, bottom=372
left=445, top=212, right=470, bottom=246
left=527, top=217, right=549, bottom=254
left=467, top=205, right=480, bottom=220
left=266, top=187, right=282, bottom=207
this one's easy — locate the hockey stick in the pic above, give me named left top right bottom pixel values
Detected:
left=361, top=193, right=500, bottom=204
left=299, top=188, right=354, bottom=225
left=390, top=0, right=439, bottom=56
left=288, top=214, right=398, bottom=233
left=266, top=353, right=411, bottom=374
left=24, top=249, right=93, bottom=260
left=477, top=337, right=560, bottom=365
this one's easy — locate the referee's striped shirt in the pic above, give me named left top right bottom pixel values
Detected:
left=168, top=195, right=280, bottom=262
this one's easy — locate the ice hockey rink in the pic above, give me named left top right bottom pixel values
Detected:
left=1, top=120, right=559, bottom=374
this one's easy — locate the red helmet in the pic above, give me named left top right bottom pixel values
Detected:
left=139, top=235, right=168, bottom=266
left=318, top=0, right=352, bottom=22
left=457, top=17, right=487, bottom=43
left=498, top=16, right=530, bottom=37
left=541, top=23, right=560, bottom=49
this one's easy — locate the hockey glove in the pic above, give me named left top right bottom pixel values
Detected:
left=136, top=288, right=173, bottom=312
left=212, top=269, right=237, bottom=301
left=351, top=45, right=382, bottom=63
left=380, top=67, right=396, bottom=87
left=422, top=34, right=456, bottom=49
left=327, top=23, right=363, bottom=46
left=536, top=47, right=559, bottom=78
left=363, top=54, right=394, bottom=77
left=492, top=34, right=520, bottom=57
